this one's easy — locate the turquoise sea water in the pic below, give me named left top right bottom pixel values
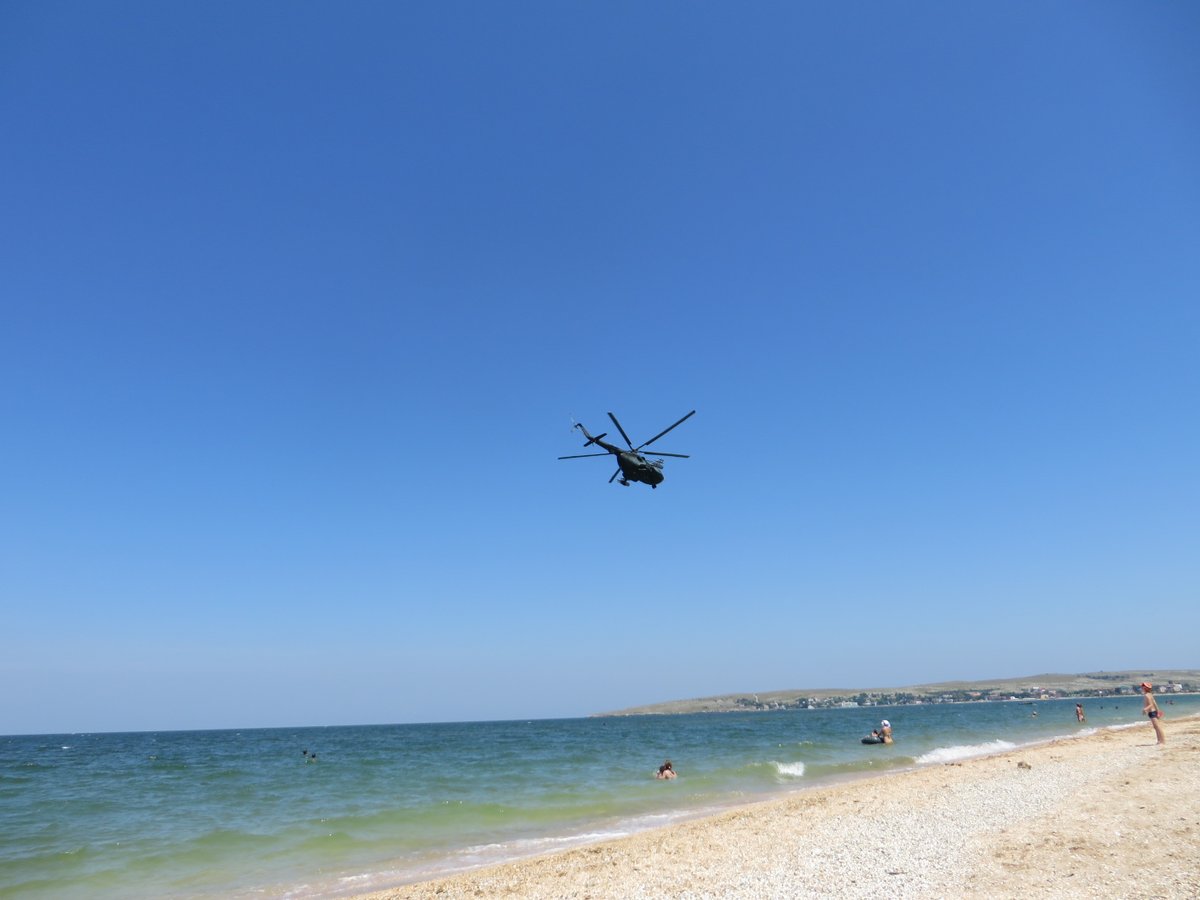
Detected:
left=3, top=695, right=1196, bottom=898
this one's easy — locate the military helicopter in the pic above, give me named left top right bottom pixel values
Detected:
left=558, top=410, right=695, bottom=488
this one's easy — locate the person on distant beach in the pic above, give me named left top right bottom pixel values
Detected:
left=1140, top=683, right=1165, bottom=745
left=1076, top=703, right=1085, bottom=723
left=880, top=720, right=893, bottom=744
left=656, top=760, right=676, bottom=779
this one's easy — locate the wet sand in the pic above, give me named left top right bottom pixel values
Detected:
left=357, top=715, right=1199, bottom=899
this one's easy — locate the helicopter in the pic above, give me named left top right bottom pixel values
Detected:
left=558, top=410, right=695, bottom=488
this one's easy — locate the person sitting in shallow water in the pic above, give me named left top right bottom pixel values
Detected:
left=880, top=720, right=893, bottom=744
left=656, top=760, right=676, bottom=779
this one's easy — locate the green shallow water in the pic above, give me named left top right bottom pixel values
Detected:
left=2, top=696, right=1195, bottom=898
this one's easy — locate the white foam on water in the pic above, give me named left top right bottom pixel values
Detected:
left=915, top=739, right=1017, bottom=765
left=773, top=761, right=806, bottom=778
left=511, top=829, right=633, bottom=849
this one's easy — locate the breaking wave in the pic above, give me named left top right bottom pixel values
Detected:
left=915, top=740, right=1017, bottom=765
left=772, top=761, right=806, bottom=778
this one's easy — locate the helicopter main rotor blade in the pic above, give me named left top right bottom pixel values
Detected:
left=608, top=468, right=622, bottom=483
left=607, top=412, right=635, bottom=450
left=637, top=409, right=696, bottom=450
left=557, top=452, right=611, bottom=459
left=646, top=452, right=689, bottom=458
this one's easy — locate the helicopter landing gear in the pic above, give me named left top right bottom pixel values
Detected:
left=619, top=479, right=631, bottom=486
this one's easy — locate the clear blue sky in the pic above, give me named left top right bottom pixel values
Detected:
left=3, top=2, right=1197, bottom=734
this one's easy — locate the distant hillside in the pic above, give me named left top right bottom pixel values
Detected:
left=594, top=669, right=1200, bottom=716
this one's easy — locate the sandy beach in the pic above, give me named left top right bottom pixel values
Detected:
left=358, top=715, right=1199, bottom=899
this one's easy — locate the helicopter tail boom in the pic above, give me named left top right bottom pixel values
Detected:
left=573, top=423, right=610, bottom=448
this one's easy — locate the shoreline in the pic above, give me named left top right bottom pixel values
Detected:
left=356, top=715, right=1198, bottom=899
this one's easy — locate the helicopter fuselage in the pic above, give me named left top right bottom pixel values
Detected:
left=617, top=451, right=665, bottom=486
left=579, top=434, right=665, bottom=485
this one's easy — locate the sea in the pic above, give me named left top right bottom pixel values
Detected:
left=2, top=694, right=1195, bottom=899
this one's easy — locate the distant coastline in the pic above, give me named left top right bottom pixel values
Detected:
left=594, top=668, right=1200, bottom=716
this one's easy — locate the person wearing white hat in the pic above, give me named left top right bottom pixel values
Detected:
left=880, top=719, right=893, bottom=744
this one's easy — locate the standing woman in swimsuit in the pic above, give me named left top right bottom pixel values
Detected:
left=1140, top=682, right=1165, bottom=745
